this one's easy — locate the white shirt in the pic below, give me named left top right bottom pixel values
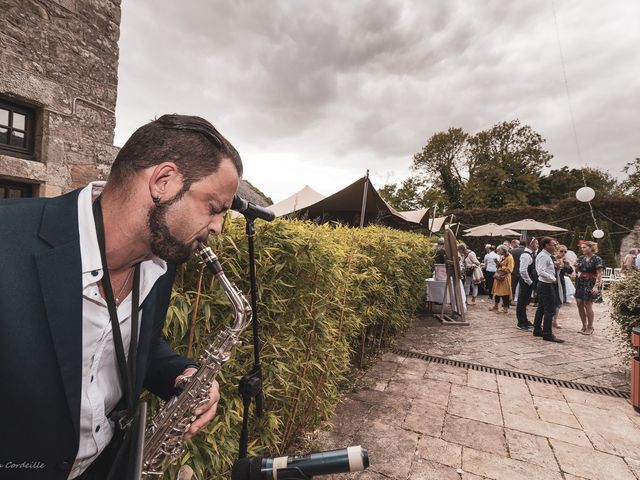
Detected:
left=635, top=254, right=640, bottom=270
left=484, top=252, right=500, bottom=272
left=69, top=182, right=168, bottom=479
left=535, top=249, right=557, bottom=284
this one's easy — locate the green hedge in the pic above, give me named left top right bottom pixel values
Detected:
left=610, top=270, right=640, bottom=357
left=150, top=219, right=433, bottom=479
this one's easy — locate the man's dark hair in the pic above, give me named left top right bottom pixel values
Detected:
left=109, top=114, right=243, bottom=193
left=540, top=236, right=554, bottom=249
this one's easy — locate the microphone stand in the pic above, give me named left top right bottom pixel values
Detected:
left=238, top=215, right=265, bottom=459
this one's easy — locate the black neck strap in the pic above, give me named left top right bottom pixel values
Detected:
left=92, top=196, right=141, bottom=420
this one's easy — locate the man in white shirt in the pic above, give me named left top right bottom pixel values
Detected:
left=532, top=237, right=565, bottom=343
left=0, top=114, right=241, bottom=479
left=515, top=238, right=538, bottom=330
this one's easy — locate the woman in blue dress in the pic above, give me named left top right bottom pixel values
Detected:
left=574, top=241, right=604, bottom=335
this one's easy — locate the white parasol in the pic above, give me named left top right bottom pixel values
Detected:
left=463, top=223, right=521, bottom=237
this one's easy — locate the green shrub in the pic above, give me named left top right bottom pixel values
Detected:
left=610, top=270, right=640, bottom=357
left=150, top=219, right=433, bottom=478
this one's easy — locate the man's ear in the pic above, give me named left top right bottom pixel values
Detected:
left=148, top=162, right=183, bottom=202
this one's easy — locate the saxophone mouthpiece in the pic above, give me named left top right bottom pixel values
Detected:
left=196, top=243, right=223, bottom=276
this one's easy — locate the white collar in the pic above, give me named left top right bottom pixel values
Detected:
left=78, top=182, right=106, bottom=277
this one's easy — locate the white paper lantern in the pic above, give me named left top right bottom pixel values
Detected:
left=592, top=229, right=605, bottom=239
left=576, top=187, right=595, bottom=202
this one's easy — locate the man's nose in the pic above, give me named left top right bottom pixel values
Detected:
left=208, top=216, right=224, bottom=236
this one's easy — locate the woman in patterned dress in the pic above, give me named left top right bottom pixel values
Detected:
left=574, top=241, right=604, bottom=335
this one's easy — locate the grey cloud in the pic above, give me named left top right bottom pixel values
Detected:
left=116, top=0, right=640, bottom=199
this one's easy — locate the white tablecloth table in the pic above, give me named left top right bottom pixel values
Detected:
left=425, top=278, right=467, bottom=313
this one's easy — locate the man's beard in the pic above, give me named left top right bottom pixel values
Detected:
left=148, top=201, right=195, bottom=265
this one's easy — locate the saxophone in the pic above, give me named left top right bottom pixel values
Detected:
left=142, top=243, right=253, bottom=477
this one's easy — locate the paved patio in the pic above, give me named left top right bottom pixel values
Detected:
left=314, top=298, right=638, bottom=479
left=399, top=298, right=629, bottom=391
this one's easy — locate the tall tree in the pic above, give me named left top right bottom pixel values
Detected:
left=620, top=157, right=640, bottom=198
left=390, top=120, right=554, bottom=211
left=584, top=224, right=593, bottom=243
left=378, top=177, right=422, bottom=211
left=412, top=127, right=468, bottom=209
left=463, top=120, right=552, bottom=208
left=379, top=178, right=447, bottom=211
left=598, top=221, right=617, bottom=268
left=569, top=226, right=582, bottom=253
left=529, top=167, right=619, bottom=205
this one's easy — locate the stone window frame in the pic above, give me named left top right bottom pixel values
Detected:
left=0, top=98, right=36, bottom=160
left=0, top=178, right=35, bottom=198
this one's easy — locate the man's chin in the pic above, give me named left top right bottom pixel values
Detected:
left=152, top=244, right=195, bottom=265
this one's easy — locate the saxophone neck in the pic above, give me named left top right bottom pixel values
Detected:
left=196, top=243, right=253, bottom=329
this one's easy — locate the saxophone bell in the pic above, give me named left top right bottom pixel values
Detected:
left=141, top=244, right=253, bottom=477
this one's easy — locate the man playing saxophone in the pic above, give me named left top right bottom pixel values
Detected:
left=0, top=114, right=242, bottom=479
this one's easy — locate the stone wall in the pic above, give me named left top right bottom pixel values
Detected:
left=0, top=0, right=121, bottom=196
left=619, top=222, right=640, bottom=259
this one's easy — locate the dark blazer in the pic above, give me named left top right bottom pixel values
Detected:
left=0, top=190, right=193, bottom=479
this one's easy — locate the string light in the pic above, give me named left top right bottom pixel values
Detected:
left=552, top=0, right=601, bottom=238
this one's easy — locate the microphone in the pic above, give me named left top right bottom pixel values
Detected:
left=232, top=194, right=276, bottom=222
left=231, top=446, right=369, bottom=480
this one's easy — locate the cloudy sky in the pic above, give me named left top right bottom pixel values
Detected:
left=115, top=0, right=640, bottom=203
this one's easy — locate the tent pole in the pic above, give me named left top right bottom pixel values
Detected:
left=451, top=214, right=459, bottom=236
left=359, top=169, right=369, bottom=228
left=428, top=204, right=437, bottom=237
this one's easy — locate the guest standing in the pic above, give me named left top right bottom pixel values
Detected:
left=490, top=245, right=514, bottom=313
left=575, top=241, right=604, bottom=335
left=516, top=237, right=538, bottom=330
left=509, top=242, right=525, bottom=298
left=459, top=244, right=481, bottom=305
left=478, top=244, right=491, bottom=296
left=435, top=238, right=447, bottom=264
left=552, top=244, right=574, bottom=329
left=533, top=237, right=564, bottom=343
left=622, top=248, right=638, bottom=273
left=483, top=245, right=500, bottom=300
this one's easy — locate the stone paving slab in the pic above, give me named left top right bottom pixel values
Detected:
left=504, top=429, right=558, bottom=470
left=462, top=447, right=563, bottom=480
left=396, top=298, right=629, bottom=391
left=442, top=415, right=507, bottom=455
left=550, top=439, right=636, bottom=480
left=313, top=297, right=637, bottom=479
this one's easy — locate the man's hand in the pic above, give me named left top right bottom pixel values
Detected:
left=175, top=367, right=220, bottom=440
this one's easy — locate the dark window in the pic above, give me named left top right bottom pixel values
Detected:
left=0, top=179, right=35, bottom=198
left=0, top=99, right=35, bottom=158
